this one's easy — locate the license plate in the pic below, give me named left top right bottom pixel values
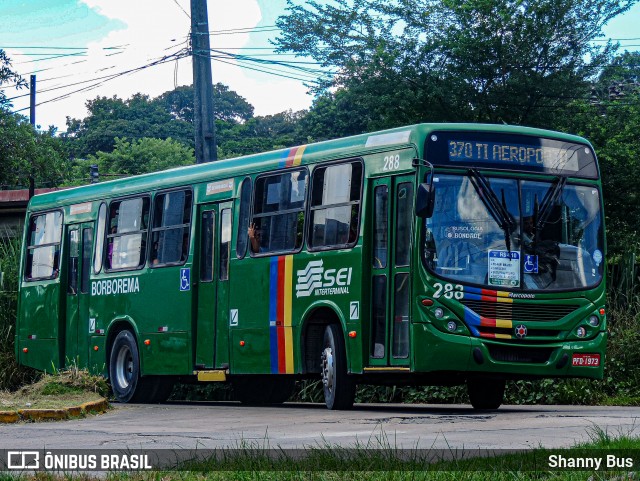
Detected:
left=572, top=353, right=600, bottom=367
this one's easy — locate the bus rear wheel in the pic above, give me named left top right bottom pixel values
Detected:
left=321, top=324, right=355, bottom=410
left=467, top=378, right=505, bottom=410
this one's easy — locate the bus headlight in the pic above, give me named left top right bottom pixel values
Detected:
left=434, top=308, right=444, bottom=319
left=588, top=315, right=600, bottom=327
left=446, top=321, right=457, bottom=332
left=576, top=326, right=587, bottom=338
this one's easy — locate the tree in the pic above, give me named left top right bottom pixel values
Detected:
left=0, top=49, right=26, bottom=108
left=157, top=84, right=254, bottom=124
left=0, top=110, right=69, bottom=189
left=559, top=52, right=640, bottom=257
left=275, top=0, right=636, bottom=129
left=64, top=94, right=194, bottom=158
left=67, top=137, right=195, bottom=184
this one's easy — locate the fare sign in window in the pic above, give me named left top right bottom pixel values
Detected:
left=488, top=250, right=520, bottom=288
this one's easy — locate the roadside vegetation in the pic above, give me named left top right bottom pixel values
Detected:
left=0, top=367, right=108, bottom=412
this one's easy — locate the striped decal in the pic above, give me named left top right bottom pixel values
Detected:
left=462, top=286, right=514, bottom=339
left=279, top=145, right=307, bottom=168
left=269, top=255, right=295, bottom=373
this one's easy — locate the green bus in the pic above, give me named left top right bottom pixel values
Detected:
left=16, top=123, right=606, bottom=410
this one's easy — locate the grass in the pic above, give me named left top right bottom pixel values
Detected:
left=0, top=366, right=108, bottom=412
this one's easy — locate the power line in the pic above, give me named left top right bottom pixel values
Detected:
left=11, top=51, right=189, bottom=114
left=170, top=0, right=190, bottom=19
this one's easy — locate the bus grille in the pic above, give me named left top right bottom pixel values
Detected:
left=461, top=300, right=578, bottom=323
left=487, top=345, right=554, bottom=364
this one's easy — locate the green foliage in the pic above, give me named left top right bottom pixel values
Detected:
left=276, top=0, right=634, bottom=130
left=0, top=48, right=27, bottom=107
left=0, top=237, right=38, bottom=391
left=66, top=137, right=195, bottom=184
left=63, top=94, right=194, bottom=159
left=0, top=110, right=69, bottom=189
left=157, top=84, right=255, bottom=124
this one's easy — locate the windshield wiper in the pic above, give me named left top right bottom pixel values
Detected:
left=533, top=176, right=567, bottom=243
left=468, top=169, right=516, bottom=253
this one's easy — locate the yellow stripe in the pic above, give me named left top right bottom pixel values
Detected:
left=495, top=319, right=513, bottom=329
left=496, top=297, right=513, bottom=303
left=284, top=255, right=294, bottom=373
left=496, top=291, right=510, bottom=297
left=293, top=145, right=307, bottom=166
left=495, top=333, right=512, bottom=340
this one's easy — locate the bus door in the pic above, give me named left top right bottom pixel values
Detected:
left=64, top=222, right=93, bottom=367
left=369, top=175, right=415, bottom=367
left=195, top=201, right=232, bottom=369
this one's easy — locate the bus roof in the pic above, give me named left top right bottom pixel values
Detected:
left=28, top=123, right=591, bottom=211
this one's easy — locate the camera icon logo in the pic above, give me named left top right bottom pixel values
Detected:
left=7, top=451, right=40, bottom=469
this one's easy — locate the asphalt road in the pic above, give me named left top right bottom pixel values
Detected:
left=2, top=402, right=638, bottom=451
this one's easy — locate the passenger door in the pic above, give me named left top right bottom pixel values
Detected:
left=195, top=202, right=232, bottom=369
left=64, top=223, right=93, bottom=368
left=368, top=175, right=415, bottom=368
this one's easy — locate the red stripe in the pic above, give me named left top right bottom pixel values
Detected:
left=481, top=289, right=497, bottom=296
left=285, top=147, right=297, bottom=168
left=277, top=256, right=286, bottom=373
left=479, top=332, right=496, bottom=339
left=481, top=295, right=497, bottom=302
left=479, top=318, right=497, bottom=327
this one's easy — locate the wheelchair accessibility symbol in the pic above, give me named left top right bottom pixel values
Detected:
left=524, top=255, right=538, bottom=274
left=180, top=268, right=191, bottom=291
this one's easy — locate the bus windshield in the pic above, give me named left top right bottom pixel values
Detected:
left=424, top=173, right=604, bottom=291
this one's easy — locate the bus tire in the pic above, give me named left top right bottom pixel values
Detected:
left=109, top=330, right=148, bottom=403
left=321, top=324, right=355, bottom=410
left=467, top=378, right=505, bottom=410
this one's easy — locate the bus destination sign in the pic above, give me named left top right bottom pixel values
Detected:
left=448, top=140, right=581, bottom=172
left=425, top=131, right=598, bottom=178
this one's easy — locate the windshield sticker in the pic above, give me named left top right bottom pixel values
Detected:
left=592, top=249, right=603, bottom=267
left=488, top=250, right=520, bottom=287
left=445, top=226, right=483, bottom=240
left=523, top=254, right=539, bottom=274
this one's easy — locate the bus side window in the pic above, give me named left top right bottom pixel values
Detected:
left=81, top=227, right=93, bottom=294
left=25, top=211, right=63, bottom=280
left=150, top=190, right=192, bottom=267
left=106, top=197, right=150, bottom=271
left=251, top=169, right=307, bottom=254
left=309, top=161, right=362, bottom=250
left=373, top=186, right=389, bottom=268
left=219, top=208, right=231, bottom=280
left=236, top=177, right=252, bottom=259
left=93, top=203, right=106, bottom=274
left=67, top=229, right=79, bottom=295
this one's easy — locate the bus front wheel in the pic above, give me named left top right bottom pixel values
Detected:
left=321, top=324, right=355, bottom=410
left=467, top=378, right=505, bottom=410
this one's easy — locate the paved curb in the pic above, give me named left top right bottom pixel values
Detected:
left=0, top=398, right=109, bottom=423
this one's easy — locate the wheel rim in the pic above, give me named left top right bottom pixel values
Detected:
left=115, top=345, right=134, bottom=389
left=321, top=346, right=334, bottom=394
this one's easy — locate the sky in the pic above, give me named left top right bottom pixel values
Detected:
left=1, top=0, right=639, bottom=132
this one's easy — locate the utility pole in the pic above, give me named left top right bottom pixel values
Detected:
left=28, top=75, right=36, bottom=199
left=191, top=0, right=217, bottom=162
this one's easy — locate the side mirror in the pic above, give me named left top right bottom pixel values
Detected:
left=415, top=183, right=435, bottom=218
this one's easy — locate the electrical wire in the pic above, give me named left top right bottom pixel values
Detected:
left=11, top=51, right=189, bottom=114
